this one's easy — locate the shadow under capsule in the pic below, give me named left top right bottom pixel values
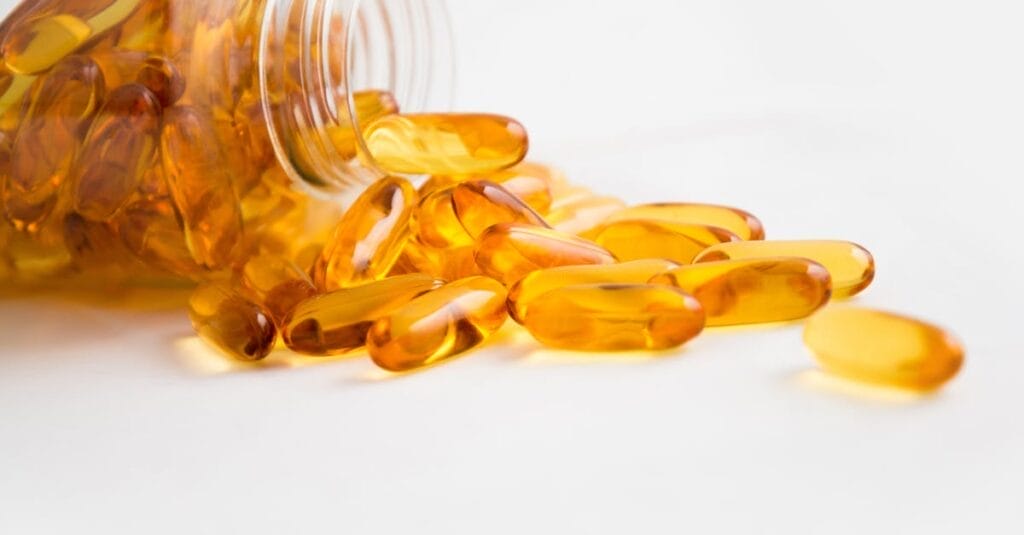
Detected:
left=792, top=368, right=942, bottom=405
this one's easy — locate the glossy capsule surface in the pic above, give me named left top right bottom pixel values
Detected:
left=414, top=180, right=548, bottom=248
left=362, top=113, right=529, bottom=175
left=392, top=241, right=480, bottom=281
left=240, top=254, right=318, bottom=326
left=283, top=274, right=443, bottom=356
left=547, top=195, right=628, bottom=237
left=649, top=258, right=832, bottom=326
left=324, top=90, right=399, bottom=160
left=312, top=176, right=417, bottom=291
left=189, top=282, right=277, bottom=362
left=522, top=283, right=705, bottom=351
left=368, top=276, right=508, bottom=372
left=803, top=306, right=964, bottom=390
left=695, top=240, right=875, bottom=298
left=592, top=219, right=740, bottom=263
left=482, top=161, right=563, bottom=214
left=116, top=198, right=202, bottom=278
left=507, top=258, right=680, bottom=323
left=474, top=223, right=617, bottom=286
left=602, top=203, right=765, bottom=241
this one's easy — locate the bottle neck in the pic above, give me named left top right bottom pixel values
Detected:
left=258, top=0, right=455, bottom=196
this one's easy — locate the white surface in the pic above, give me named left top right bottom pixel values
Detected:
left=2, top=0, right=1023, bottom=533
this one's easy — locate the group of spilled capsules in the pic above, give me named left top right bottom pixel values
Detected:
left=190, top=157, right=964, bottom=392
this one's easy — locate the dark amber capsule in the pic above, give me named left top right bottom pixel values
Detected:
left=189, top=283, right=277, bottom=361
left=160, top=106, right=243, bottom=269
left=603, top=203, right=765, bottom=241
left=474, top=223, right=617, bottom=286
left=362, top=113, right=529, bottom=175
left=71, top=83, right=161, bottom=221
left=804, top=306, right=964, bottom=391
left=312, top=176, right=417, bottom=291
left=521, top=283, right=706, bottom=351
left=695, top=240, right=875, bottom=298
left=368, top=276, right=509, bottom=372
left=592, top=219, right=740, bottom=264
left=136, top=56, right=185, bottom=107
left=283, top=274, right=443, bottom=356
left=116, top=198, right=203, bottom=278
left=507, top=259, right=680, bottom=323
left=240, top=254, right=318, bottom=327
left=649, top=258, right=832, bottom=326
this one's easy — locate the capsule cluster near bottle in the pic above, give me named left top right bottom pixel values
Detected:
left=0, top=0, right=963, bottom=391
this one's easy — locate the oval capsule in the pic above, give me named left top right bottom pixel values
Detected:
left=362, top=113, right=529, bottom=175
left=189, top=282, right=277, bottom=362
left=392, top=241, right=481, bottom=281
left=240, top=254, right=318, bottom=327
left=311, top=175, right=417, bottom=291
left=414, top=180, right=548, bottom=248
left=695, top=240, right=875, bottom=298
left=282, top=274, right=443, bottom=356
left=602, top=203, right=765, bottom=241
left=507, top=258, right=680, bottom=323
left=115, top=198, right=203, bottom=278
left=474, top=223, right=617, bottom=286
left=547, top=195, right=628, bottom=236
left=368, top=276, right=509, bottom=372
left=522, top=283, right=705, bottom=351
left=592, top=219, right=740, bottom=264
left=649, top=258, right=832, bottom=326
left=803, top=306, right=964, bottom=390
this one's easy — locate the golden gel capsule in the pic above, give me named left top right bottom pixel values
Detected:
left=522, top=283, right=705, bottom=351
left=312, top=176, right=417, bottom=291
left=241, top=254, right=318, bottom=327
left=413, top=181, right=547, bottom=248
left=592, top=219, right=740, bottom=264
left=2, top=13, right=92, bottom=75
left=603, top=203, right=765, bottom=241
left=474, top=223, right=618, bottom=286
left=649, top=258, right=831, bottom=326
left=362, top=113, right=529, bottom=175
left=482, top=161, right=563, bottom=215
left=71, top=83, right=161, bottom=221
left=116, top=198, right=203, bottom=278
left=803, top=307, right=964, bottom=390
left=507, top=259, right=680, bottom=323
left=283, top=274, right=444, bottom=356
left=161, top=106, right=244, bottom=269
left=695, top=240, right=875, bottom=298
left=547, top=195, right=627, bottom=236
left=392, top=241, right=481, bottom=281
left=189, top=283, right=277, bottom=362
left=324, top=89, right=400, bottom=159
left=368, top=276, right=509, bottom=372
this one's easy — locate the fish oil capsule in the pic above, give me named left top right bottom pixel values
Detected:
left=240, top=254, right=318, bottom=327
left=695, top=240, right=875, bottom=298
left=507, top=259, right=680, bottom=323
left=2, top=13, right=92, bottom=75
left=482, top=161, right=564, bottom=215
left=116, top=198, right=203, bottom=278
left=522, top=283, right=705, bottom=351
left=649, top=258, right=832, bottom=326
left=803, top=307, right=964, bottom=390
left=392, top=241, right=480, bottom=281
left=311, top=176, right=417, bottom=291
left=63, top=211, right=136, bottom=274
left=324, top=90, right=400, bottom=159
left=362, top=113, right=529, bottom=175
left=474, top=223, right=618, bottom=286
left=189, top=283, right=277, bottom=362
left=602, top=203, right=765, bottom=241
left=135, top=56, right=185, bottom=107
left=592, top=219, right=740, bottom=264
left=160, top=106, right=243, bottom=269
left=413, top=181, right=548, bottom=248
left=71, top=83, right=161, bottom=221
left=547, top=195, right=627, bottom=236
left=283, top=274, right=444, bottom=356
left=368, top=276, right=509, bottom=372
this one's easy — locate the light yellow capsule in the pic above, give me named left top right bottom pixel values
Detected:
left=189, top=282, right=277, bottom=362
left=602, top=202, right=765, bottom=241
left=803, top=306, right=964, bottom=391
left=547, top=195, right=627, bottom=236
left=368, top=276, right=509, bottom=372
left=311, top=176, right=417, bottom=291
left=695, top=240, right=875, bottom=298
left=2, top=13, right=93, bottom=75
left=362, top=113, right=529, bottom=175
left=507, top=259, right=680, bottom=323
left=522, top=283, right=706, bottom=351
left=474, top=223, right=618, bottom=286
left=649, top=258, right=832, bottom=326
left=283, top=274, right=444, bottom=356
left=592, top=219, right=740, bottom=263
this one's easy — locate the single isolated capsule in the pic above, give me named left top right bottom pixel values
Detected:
left=362, top=113, right=529, bottom=175
left=312, top=175, right=417, bottom=291
left=649, top=257, right=831, bottom=326
left=592, top=219, right=740, bottom=263
left=368, top=276, right=508, bottom=372
left=602, top=203, right=765, bottom=241
left=803, top=306, right=964, bottom=391
left=283, top=274, right=443, bottom=356
left=240, top=254, right=318, bottom=326
left=695, top=240, right=875, bottom=298
left=189, top=283, right=277, bottom=362
left=521, top=283, right=705, bottom=352
left=474, top=223, right=617, bottom=286
left=508, top=258, right=680, bottom=323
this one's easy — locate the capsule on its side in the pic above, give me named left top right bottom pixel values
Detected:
left=240, top=253, right=318, bottom=327
left=602, top=202, right=765, bottom=241
left=547, top=195, right=626, bottom=237
left=474, top=223, right=617, bottom=286
left=451, top=180, right=548, bottom=239
left=189, top=282, right=277, bottom=362
left=592, top=219, right=740, bottom=263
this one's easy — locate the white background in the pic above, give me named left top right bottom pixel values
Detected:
left=2, top=0, right=1023, bottom=533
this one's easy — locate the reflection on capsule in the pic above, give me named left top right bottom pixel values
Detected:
left=474, top=223, right=617, bottom=286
